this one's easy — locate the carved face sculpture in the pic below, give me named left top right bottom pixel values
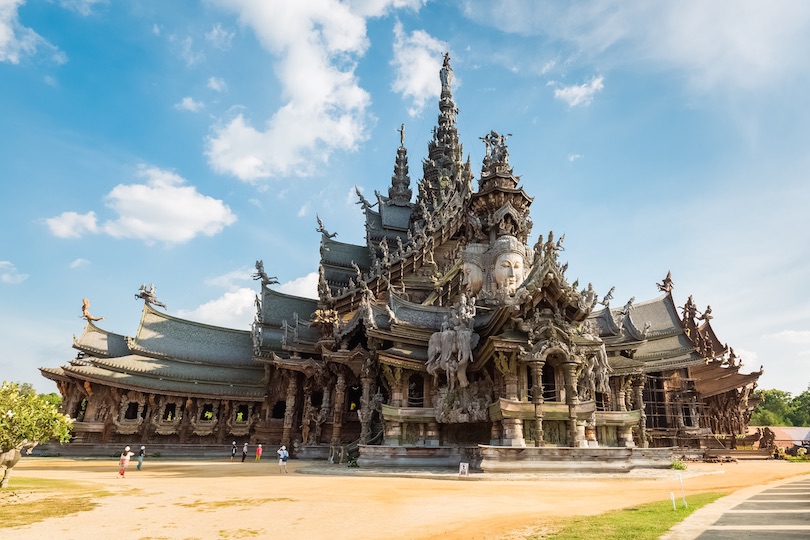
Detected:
left=461, top=262, right=483, bottom=295
left=494, top=252, right=525, bottom=294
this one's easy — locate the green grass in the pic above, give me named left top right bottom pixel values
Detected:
left=534, top=492, right=727, bottom=540
left=0, top=476, right=113, bottom=528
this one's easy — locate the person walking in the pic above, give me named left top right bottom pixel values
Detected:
left=231, top=441, right=237, bottom=461
left=241, top=442, right=248, bottom=462
left=118, top=446, right=135, bottom=478
left=255, top=443, right=263, bottom=462
left=137, top=446, right=146, bottom=471
left=277, top=445, right=289, bottom=473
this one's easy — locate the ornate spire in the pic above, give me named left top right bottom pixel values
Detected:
left=388, top=123, right=412, bottom=205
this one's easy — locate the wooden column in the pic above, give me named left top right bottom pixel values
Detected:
left=330, top=371, right=346, bottom=445
left=281, top=374, right=298, bottom=447
left=563, top=362, right=580, bottom=447
left=531, top=361, right=545, bottom=447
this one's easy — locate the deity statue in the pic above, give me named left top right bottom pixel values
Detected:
left=491, top=236, right=528, bottom=295
left=439, top=52, right=453, bottom=92
left=80, top=298, right=104, bottom=322
left=461, top=261, right=483, bottom=296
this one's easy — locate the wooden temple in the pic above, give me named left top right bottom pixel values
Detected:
left=41, top=55, right=762, bottom=469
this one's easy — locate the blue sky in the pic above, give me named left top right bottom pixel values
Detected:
left=1, top=0, right=809, bottom=395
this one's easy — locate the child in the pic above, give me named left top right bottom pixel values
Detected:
left=118, top=446, right=135, bottom=478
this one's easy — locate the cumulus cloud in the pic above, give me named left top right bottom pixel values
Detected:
left=45, top=210, right=99, bottom=238
left=567, top=153, right=583, bottom=162
left=178, top=269, right=318, bottom=328
left=205, top=23, right=235, bottom=50
left=0, top=261, right=28, bottom=284
left=278, top=271, right=318, bottom=299
left=45, top=165, right=237, bottom=245
left=553, top=75, right=604, bottom=107
left=462, top=1, right=810, bottom=93
left=390, top=21, right=447, bottom=117
left=177, top=287, right=256, bottom=329
left=0, top=0, right=63, bottom=64
left=205, top=0, right=426, bottom=182
left=207, top=76, right=227, bottom=92
left=175, top=96, right=204, bottom=112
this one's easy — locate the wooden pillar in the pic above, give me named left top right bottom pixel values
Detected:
left=531, top=361, right=545, bottom=447
left=633, top=375, right=648, bottom=448
left=281, top=374, right=298, bottom=447
left=358, top=374, right=373, bottom=444
left=330, top=371, right=346, bottom=445
left=563, top=362, right=580, bottom=447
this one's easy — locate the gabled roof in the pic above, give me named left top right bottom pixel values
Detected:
left=379, top=202, right=413, bottom=230
left=129, top=304, right=253, bottom=366
left=321, top=237, right=372, bottom=269
left=73, top=321, right=130, bottom=358
left=258, top=287, right=318, bottom=327
left=59, top=360, right=264, bottom=400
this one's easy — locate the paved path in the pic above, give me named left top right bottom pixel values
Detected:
left=664, top=475, right=810, bottom=540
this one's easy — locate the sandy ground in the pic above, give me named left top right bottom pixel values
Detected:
left=4, top=457, right=809, bottom=540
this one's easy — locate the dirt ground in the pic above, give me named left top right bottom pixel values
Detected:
left=5, top=457, right=809, bottom=540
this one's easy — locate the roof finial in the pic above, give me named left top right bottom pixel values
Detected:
left=398, top=123, right=405, bottom=147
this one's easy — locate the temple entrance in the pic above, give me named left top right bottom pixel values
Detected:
left=542, top=364, right=557, bottom=402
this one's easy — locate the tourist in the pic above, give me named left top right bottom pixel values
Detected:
left=242, top=442, right=248, bottom=462
left=255, top=443, right=263, bottom=462
left=231, top=441, right=237, bottom=461
left=277, top=445, right=289, bottom=473
left=118, top=446, right=135, bottom=478
left=137, top=446, right=146, bottom=471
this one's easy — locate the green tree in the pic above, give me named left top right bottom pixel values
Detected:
left=750, top=389, right=794, bottom=426
left=788, top=385, right=810, bottom=427
left=1, top=381, right=73, bottom=488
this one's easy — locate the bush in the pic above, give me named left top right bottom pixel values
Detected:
left=671, top=460, right=687, bottom=470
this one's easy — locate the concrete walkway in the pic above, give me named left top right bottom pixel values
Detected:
left=663, top=475, right=810, bottom=539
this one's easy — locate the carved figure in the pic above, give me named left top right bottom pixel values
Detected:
left=494, top=251, right=525, bottom=294
left=355, top=187, right=375, bottom=210
left=316, top=215, right=337, bottom=239
left=252, top=260, right=279, bottom=286
left=80, top=298, right=104, bottom=322
left=657, top=271, right=674, bottom=293
left=439, top=52, right=453, bottom=91
left=599, top=286, right=615, bottom=307
left=461, top=261, right=483, bottom=296
left=135, top=283, right=167, bottom=309
left=698, top=305, right=713, bottom=321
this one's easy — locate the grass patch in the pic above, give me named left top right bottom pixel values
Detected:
left=534, top=492, right=727, bottom=540
left=218, top=528, right=263, bottom=539
left=177, top=497, right=295, bottom=509
left=0, top=476, right=113, bottom=528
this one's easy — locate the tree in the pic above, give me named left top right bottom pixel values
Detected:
left=788, top=385, right=810, bottom=427
left=1, top=381, right=73, bottom=488
left=750, top=389, right=794, bottom=426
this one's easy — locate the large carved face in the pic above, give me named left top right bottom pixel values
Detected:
left=462, top=262, right=483, bottom=295
left=494, top=252, right=525, bottom=294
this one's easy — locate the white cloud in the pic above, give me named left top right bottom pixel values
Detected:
left=390, top=21, right=447, bottom=117
left=175, top=96, right=205, bottom=112
left=567, top=153, right=583, bottom=162
left=206, top=0, right=426, bottom=182
left=462, top=1, right=810, bottom=93
left=0, top=261, right=28, bottom=284
left=177, top=287, right=255, bottom=329
left=0, top=0, right=62, bottom=64
left=297, top=201, right=311, bottom=217
left=45, top=210, right=99, bottom=238
left=207, top=76, right=227, bottom=92
left=45, top=165, right=237, bottom=245
left=278, top=271, right=318, bottom=299
left=178, top=270, right=319, bottom=328
left=59, top=0, right=106, bottom=16
left=553, top=75, right=604, bottom=107
left=69, top=258, right=90, bottom=269
left=763, top=330, right=810, bottom=345
left=205, top=23, right=235, bottom=50
left=152, top=23, right=160, bottom=36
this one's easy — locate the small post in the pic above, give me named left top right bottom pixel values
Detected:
left=679, top=473, right=688, bottom=508
left=669, top=491, right=676, bottom=510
